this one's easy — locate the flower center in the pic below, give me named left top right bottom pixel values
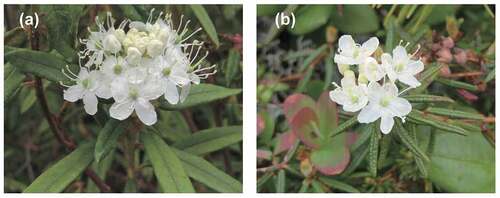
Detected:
left=347, top=89, right=359, bottom=103
left=353, top=48, right=360, bottom=58
left=113, top=64, right=123, bottom=74
left=129, top=88, right=139, bottom=100
left=395, top=63, right=405, bottom=73
left=82, top=78, right=91, bottom=89
left=162, top=67, right=172, bottom=76
left=380, top=95, right=393, bottom=107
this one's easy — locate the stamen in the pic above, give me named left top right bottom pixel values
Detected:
left=411, top=44, right=421, bottom=58
left=192, top=51, right=209, bottom=69
left=177, top=15, right=185, bottom=33
left=59, top=81, right=71, bottom=88
left=180, top=27, right=202, bottom=43
left=399, top=86, right=412, bottom=95
left=331, top=82, right=341, bottom=89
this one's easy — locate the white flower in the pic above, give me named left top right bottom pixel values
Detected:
left=109, top=78, right=163, bottom=125
left=359, top=57, right=385, bottom=82
left=357, top=82, right=412, bottom=134
left=150, top=56, right=190, bottom=104
left=329, top=70, right=368, bottom=112
left=334, top=35, right=379, bottom=65
left=62, top=67, right=108, bottom=115
left=382, top=45, right=424, bottom=88
left=146, top=39, right=164, bottom=57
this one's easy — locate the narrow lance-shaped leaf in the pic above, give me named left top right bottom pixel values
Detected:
left=407, top=110, right=468, bottom=136
left=94, top=119, right=124, bottom=163
left=436, top=78, right=478, bottom=91
left=275, top=169, right=286, bottom=193
left=172, top=126, right=242, bottom=155
left=410, top=63, right=442, bottom=94
left=173, top=148, right=242, bottom=193
left=160, top=84, right=241, bottom=110
left=426, top=107, right=484, bottom=120
left=368, top=123, right=379, bottom=177
left=24, top=142, right=95, bottom=193
left=403, top=94, right=454, bottom=103
left=318, top=177, right=360, bottom=193
left=190, top=5, right=220, bottom=48
left=5, top=47, right=68, bottom=82
left=394, top=119, right=430, bottom=161
left=141, top=131, right=194, bottom=193
left=331, top=116, right=358, bottom=137
left=4, top=63, right=25, bottom=101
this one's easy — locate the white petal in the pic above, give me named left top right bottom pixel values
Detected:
left=189, top=73, right=201, bottom=84
left=357, top=103, right=381, bottom=123
left=96, top=84, right=112, bottom=99
left=111, top=77, right=129, bottom=102
left=398, top=74, right=421, bottom=88
left=344, top=93, right=368, bottom=112
left=382, top=82, right=399, bottom=97
left=110, top=100, right=135, bottom=120
left=83, top=93, right=98, bottom=115
left=329, top=89, right=349, bottom=105
left=393, top=46, right=409, bottom=63
left=380, top=115, right=394, bottom=134
left=180, top=83, right=191, bottom=103
left=163, top=80, right=179, bottom=104
left=388, top=97, right=412, bottom=117
left=63, top=85, right=84, bottom=102
left=135, top=98, right=157, bottom=126
left=361, top=37, right=379, bottom=56
left=407, top=60, right=424, bottom=75
left=338, top=35, right=356, bottom=55
left=334, top=54, right=358, bottom=65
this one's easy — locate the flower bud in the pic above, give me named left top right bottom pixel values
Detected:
left=358, top=73, right=368, bottom=85
left=103, top=34, right=121, bottom=53
left=147, top=39, right=164, bottom=57
left=338, top=64, right=350, bottom=75
left=126, top=47, right=142, bottom=66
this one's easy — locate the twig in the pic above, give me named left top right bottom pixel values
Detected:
left=181, top=110, right=199, bottom=132
left=28, top=24, right=110, bottom=193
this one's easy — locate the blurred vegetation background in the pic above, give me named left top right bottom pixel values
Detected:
left=257, top=5, right=494, bottom=193
left=5, top=5, right=242, bottom=192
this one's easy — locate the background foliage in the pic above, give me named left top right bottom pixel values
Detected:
left=257, top=4, right=495, bottom=193
left=4, top=5, right=243, bottom=193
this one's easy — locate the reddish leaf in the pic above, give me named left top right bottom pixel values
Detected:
left=274, top=131, right=297, bottom=154
left=346, top=132, right=358, bottom=146
left=257, top=114, right=265, bottom=136
left=290, top=107, right=322, bottom=149
left=257, top=149, right=272, bottom=160
left=283, top=94, right=316, bottom=123
left=310, top=145, right=350, bottom=176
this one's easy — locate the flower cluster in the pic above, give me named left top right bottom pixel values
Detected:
left=62, top=10, right=216, bottom=126
left=329, top=35, right=424, bottom=134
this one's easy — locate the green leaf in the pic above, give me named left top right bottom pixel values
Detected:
left=94, top=119, right=124, bottom=163
left=298, top=44, right=328, bottom=72
left=141, top=130, right=194, bottom=193
left=311, top=180, right=325, bottom=192
left=330, top=5, right=380, bottom=34
left=4, top=63, right=25, bottom=101
left=407, top=110, right=468, bottom=136
left=173, top=126, right=242, bottom=155
left=5, top=27, right=27, bottom=47
left=40, top=5, right=83, bottom=60
left=331, top=116, right=358, bottom=137
left=190, top=5, right=220, bottom=48
left=119, top=5, right=144, bottom=21
left=318, top=177, right=360, bottom=193
left=428, top=130, right=494, bottom=192
left=224, top=48, right=241, bottom=86
left=24, top=142, right=94, bottom=193
left=403, top=94, right=454, bottom=103
left=289, top=5, right=333, bottom=35
left=160, top=84, right=241, bottom=110
left=257, top=172, right=273, bottom=191
left=173, top=148, right=242, bottom=192
left=368, top=123, right=379, bottom=177
left=436, top=78, right=478, bottom=91
left=257, top=5, right=286, bottom=16
left=426, top=107, right=484, bottom=120
left=275, top=169, right=286, bottom=193
left=394, top=120, right=430, bottom=161
left=310, top=134, right=350, bottom=175
left=5, top=47, right=68, bottom=82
